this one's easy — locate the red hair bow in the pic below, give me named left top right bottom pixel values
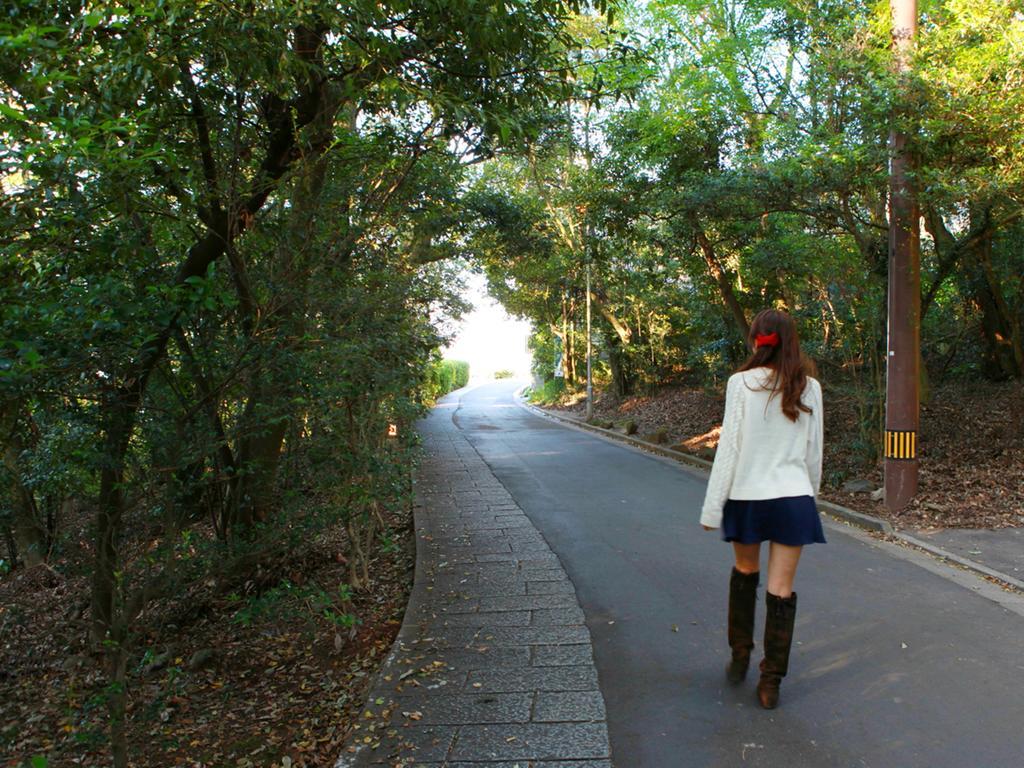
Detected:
left=755, top=332, right=780, bottom=348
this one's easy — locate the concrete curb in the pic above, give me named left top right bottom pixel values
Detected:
left=818, top=499, right=894, bottom=535
left=894, top=533, right=1024, bottom=593
left=517, top=391, right=1024, bottom=595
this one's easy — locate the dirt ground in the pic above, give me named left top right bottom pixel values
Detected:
left=546, top=379, right=1024, bottom=531
left=0, top=504, right=415, bottom=768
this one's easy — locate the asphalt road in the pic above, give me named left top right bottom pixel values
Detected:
left=451, top=380, right=1024, bottom=768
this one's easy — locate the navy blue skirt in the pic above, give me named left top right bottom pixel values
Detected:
left=721, top=495, right=826, bottom=546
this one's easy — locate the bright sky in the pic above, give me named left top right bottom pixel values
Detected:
left=444, top=271, right=533, bottom=382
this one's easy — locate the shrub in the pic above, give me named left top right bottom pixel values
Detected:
left=526, top=378, right=565, bottom=405
left=424, top=359, right=470, bottom=402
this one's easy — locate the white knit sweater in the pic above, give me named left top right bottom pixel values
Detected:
left=699, top=367, right=824, bottom=529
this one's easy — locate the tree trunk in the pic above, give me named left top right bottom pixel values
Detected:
left=227, top=83, right=341, bottom=532
left=551, top=327, right=572, bottom=384
left=605, top=331, right=633, bottom=399
left=229, top=384, right=291, bottom=529
left=560, top=295, right=573, bottom=383
left=89, top=25, right=330, bottom=635
left=587, top=289, right=632, bottom=345
left=567, top=317, right=577, bottom=385
left=10, top=479, right=45, bottom=566
left=2, top=445, right=45, bottom=567
left=695, top=228, right=750, bottom=341
left=1, top=406, right=48, bottom=566
left=2, top=523, right=17, bottom=569
left=976, top=235, right=1023, bottom=377
left=92, top=394, right=137, bottom=643
left=959, top=222, right=1022, bottom=379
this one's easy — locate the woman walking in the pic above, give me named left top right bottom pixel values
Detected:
left=700, top=309, right=825, bottom=709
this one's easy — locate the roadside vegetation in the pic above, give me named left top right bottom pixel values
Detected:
left=526, top=379, right=568, bottom=406
left=0, top=1, right=579, bottom=765
left=426, top=360, right=471, bottom=402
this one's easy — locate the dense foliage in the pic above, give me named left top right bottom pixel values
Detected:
left=470, top=0, right=1024, bottom=468
left=0, top=1, right=588, bottom=764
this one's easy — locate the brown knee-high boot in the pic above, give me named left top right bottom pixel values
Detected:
left=726, top=567, right=760, bottom=683
left=757, top=591, right=797, bottom=709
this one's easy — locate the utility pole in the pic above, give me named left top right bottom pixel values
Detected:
left=884, top=0, right=920, bottom=511
left=585, top=259, right=593, bottom=422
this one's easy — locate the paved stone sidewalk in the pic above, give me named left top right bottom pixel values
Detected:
left=338, top=394, right=612, bottom=767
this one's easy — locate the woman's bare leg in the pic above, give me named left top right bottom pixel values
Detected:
left=732, top=542, right=761, bottom=574
left=766, top=542, right=802, bottom=596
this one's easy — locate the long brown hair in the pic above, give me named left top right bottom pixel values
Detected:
left=737, top=309, right=814, bottom=422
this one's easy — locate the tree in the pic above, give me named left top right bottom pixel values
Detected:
left=1, top=1, right=587, bottom=763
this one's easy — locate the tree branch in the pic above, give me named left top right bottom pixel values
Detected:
left=177, top=52, right=222, bottom=219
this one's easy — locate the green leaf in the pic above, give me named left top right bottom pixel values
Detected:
left=0, top=103, right=27, bottom=121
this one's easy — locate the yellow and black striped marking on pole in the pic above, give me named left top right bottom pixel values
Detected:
left=885, top=430, right=916, bottom=460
